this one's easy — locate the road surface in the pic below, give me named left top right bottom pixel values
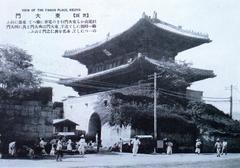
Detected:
left=0, top=153, right=240, bottom=168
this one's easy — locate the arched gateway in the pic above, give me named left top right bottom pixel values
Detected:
left=88, top=113, right=101, bottom=143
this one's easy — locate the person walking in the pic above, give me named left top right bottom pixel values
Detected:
left=131, top=136, right=141, bottom=156
left=166, top=141, right=173, bottom=155
left=195, top=139, right=202, bottom=155
left=67, top=139, right=73, bottom=151
left=118, top=138, right=123, bottom=153
left=50, top=144, right=55, bottom=156
left=8, top=141, right=16, bottom=157
left=221, top=139, right=228, bottom=155
left=163, top=138, right=168, bottom=154
left=215, top=138, right=222, bottom=157
left=39, top=138, right=47, bottom=154
left=56, top=139, right=63, bottom=162
left=78, top=135, right=87, bottom=157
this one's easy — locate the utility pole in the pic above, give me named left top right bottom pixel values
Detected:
left=148, top=72, right=158, bottom=153
left=153, top=72, right=157, bottom=153
left=230, top=85, right=233, bottom=118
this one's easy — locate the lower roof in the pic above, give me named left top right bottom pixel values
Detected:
left=59, top=56, right=215, bottom=95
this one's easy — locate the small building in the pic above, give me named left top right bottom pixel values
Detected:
left=53, top=119, right=78, bottom=135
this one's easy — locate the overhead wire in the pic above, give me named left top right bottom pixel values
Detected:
left=39, top=70, right=129, bottom=88
left=40, top=70, right=231, bottom=103
left=142, top=85, right=230, bottom=101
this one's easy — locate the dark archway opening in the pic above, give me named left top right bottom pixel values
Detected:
left=88, top=113, right=101, bottom=146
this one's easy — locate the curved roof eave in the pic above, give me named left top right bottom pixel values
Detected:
left=63, top=18, right=211, bottom=62
left=59, top=56, right=215, bottom=86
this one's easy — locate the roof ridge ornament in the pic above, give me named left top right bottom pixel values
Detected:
left=106, top=32, right=110, bottom=40
left=142, top=12, right=151, bottom=20
left=142, top=12, right=147, bottom=19
left=153, top=11, right=157, bottom=20
left=152, top=11, right=161, bottom=23
left=142, top=11, right=161, bottom=23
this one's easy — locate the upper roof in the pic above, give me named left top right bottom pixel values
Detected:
left=63, top=12, right=211, bottom=66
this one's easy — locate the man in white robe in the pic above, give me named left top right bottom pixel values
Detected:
left=131, top=137, right=141, bottom=156
left=78, top=135, right=87, bottom=157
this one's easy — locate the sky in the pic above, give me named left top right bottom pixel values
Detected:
left=0, top=0, right=240, bottom=119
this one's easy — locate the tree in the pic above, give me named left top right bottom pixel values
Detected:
left=0, top=45, right=41, bottom=97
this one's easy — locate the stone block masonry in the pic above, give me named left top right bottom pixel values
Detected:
left=0, top=88, right=63, bottom=154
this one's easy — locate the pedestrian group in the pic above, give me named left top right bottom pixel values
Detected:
left=5, top=136, right=229, bottom=162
